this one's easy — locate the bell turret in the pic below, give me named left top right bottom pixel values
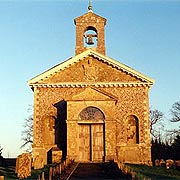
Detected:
left=74, top=1, right=106, bottom=55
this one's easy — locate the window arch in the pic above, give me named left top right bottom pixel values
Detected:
left=126, top=115, right=139, bottom=144
left=84, top=26, right=98, bottom=48
left=79, top=106, right=105, bottom=120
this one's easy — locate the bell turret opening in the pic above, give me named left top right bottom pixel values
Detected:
left=84, top=26, right=97, bottom=48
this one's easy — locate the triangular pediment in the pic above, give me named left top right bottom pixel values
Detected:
left=74, top=11, right=106, bottom=24
left=70, top=87, right=117, bottom=101
left=28, top=49, right=155, bottom=88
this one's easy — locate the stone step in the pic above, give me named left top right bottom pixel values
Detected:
left=69, top=162, right=129, bottom=179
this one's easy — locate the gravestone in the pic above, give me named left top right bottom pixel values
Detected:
left=175, top=160, right=180, bottom=170
left=33, top=155, right=44, bottom=169
left=166, top=159, right=174, bottom=169
left=52, top=147, right=62, bottom=164
left=159, top=159, right=166, bottom=167
left=155, top=159, right=160, bottom=166
left=15, top=153, right=32, bottom=179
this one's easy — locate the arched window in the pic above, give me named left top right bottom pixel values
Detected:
left=79, top=106, right=104, bottom=120
left=126, top=115, right=139, bottom=144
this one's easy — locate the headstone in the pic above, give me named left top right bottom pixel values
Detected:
left=52, top=147, right=62, bottom=164
left=155, top=159, right=160, bottom=166
left=175, top=160, right=180, bottom=170
left=166, top=159, right=174, bottom=169
left=33, top=155, right=44, bottom=169
left=159, top=159, right=166, bottom=167
left=15, top=153, right=32, bottom=179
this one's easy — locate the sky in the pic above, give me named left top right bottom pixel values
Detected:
left=0, top=0, right=180, bottom=158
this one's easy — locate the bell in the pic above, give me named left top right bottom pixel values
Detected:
left=85, top=34, right=94, bottom=45
left=87, top=36, right=94, bottom=45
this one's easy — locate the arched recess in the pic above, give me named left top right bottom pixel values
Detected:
left=84, top=26, right=98, bottom=48
left=126, top=115, right=139, bottom=144
left=78, top=106, right=105, bottom=162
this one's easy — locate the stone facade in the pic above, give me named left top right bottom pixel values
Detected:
left=28, top=6, right=154, bottom=166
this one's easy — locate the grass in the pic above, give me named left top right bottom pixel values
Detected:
left=0, top=166, right=49, bottom=180
left=127, top=163, right=180, bottom=180
left=1, top=164, right=180, bottom=179
left=0, top=166, right=18, bottom=180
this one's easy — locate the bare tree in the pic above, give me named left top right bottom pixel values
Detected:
left=0, top=145, right=3, bottom=157
left=171, top=101, right=180, bottom=122
left=150, top=108, right=164, bottom=138
left=0, top=145, right=4, bottom=166
left=168, top=101, right=180, bottom=138
left=21, top=106, right=33, bottom=152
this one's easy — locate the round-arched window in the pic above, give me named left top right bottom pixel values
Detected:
left=79, top=106, right=105, bottom=120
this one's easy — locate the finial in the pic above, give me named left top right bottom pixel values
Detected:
left=88, top=0, right=93, bottom=12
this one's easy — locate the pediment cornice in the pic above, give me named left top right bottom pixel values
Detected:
left=29, top=81, right=152, bottom=90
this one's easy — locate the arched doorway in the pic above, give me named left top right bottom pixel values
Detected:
left=78, top=106, right=105, bottom=162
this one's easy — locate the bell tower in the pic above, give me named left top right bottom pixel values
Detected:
left=74, top=1, right=107, bottom=55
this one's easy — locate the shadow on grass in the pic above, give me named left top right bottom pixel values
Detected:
left=1, top=164, right=180, bottom=180
left=0, top=166, right=18, bottom=179
left=127, top=164, right=180, bottom=180
left=0, top=166, right=48, bottom=180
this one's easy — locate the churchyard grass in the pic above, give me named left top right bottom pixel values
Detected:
left=0, top=165, right=49, bottom=179
left=1, top=164, right=180, bottom=179
left=0, top=166, right=18, bottom=179
left=127, top=163, right=180, bottom=180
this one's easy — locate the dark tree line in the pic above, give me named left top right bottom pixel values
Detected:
left=151, top=101, right=180, bottom=162
left=151, top=135, right=180, bottom=162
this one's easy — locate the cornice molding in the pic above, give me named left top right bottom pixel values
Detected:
left=29, top=82, right=153, bottom=89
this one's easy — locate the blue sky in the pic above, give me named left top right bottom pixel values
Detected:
left=0, top=0, right=180, bottom=157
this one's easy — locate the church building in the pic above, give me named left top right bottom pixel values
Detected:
left=28, top=3, right=154, bottom=166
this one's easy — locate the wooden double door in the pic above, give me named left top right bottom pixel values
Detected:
left=79, top=124, right=104, bottom=161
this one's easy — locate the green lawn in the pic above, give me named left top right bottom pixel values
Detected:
left=127, top=164, right=180, bottom=180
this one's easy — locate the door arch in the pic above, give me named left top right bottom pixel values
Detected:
left=78, top=106, right=105, bottom=162
left=79, top=106, right=105, bottom=121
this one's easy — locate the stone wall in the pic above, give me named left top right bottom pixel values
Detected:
left=33, top=84, right=151, bottom=164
